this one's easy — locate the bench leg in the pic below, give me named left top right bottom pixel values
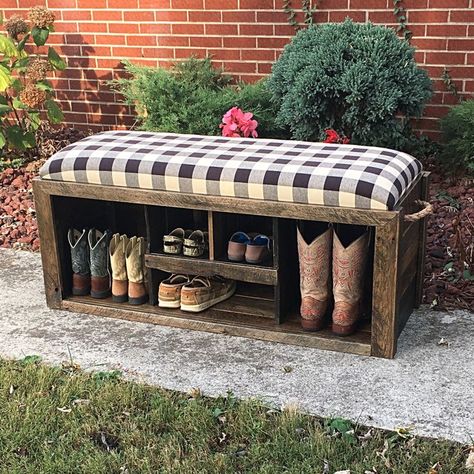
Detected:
left=371, top=215, right=400, bottom=358
left=33, top=180, right=63, bottom=309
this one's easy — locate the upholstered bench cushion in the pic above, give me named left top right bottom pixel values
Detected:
left=39, top=131, right=422, bottom=211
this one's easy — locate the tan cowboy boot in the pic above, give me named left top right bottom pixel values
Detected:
left=109, top=234, right=129, bottom=303
left=297, top=225, right=332, bottom=331
left=332, top=229, right=369, bottom=336
left=125, top=236, right=148, bottom=305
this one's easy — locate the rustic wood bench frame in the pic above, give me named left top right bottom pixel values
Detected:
left=32, top=170, right=429, bottom=359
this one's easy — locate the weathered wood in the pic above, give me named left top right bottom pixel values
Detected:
left=397, top=280, right=417, bottom=337
left=371, top=214, right=400, bottom=359
left=145, top=253, right=277, bottom=286
left=62, top=296, right=371, bottom=356
left=32, top=180, right=63, bottom=308
left=415, top=172, right=430, bottom=307
left=33, top=179, right=396, bottom=226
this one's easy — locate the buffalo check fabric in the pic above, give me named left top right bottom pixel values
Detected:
left=39, top=131, right=422, bottom=211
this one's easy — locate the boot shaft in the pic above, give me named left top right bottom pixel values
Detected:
left=68, top=228, right=89, bottom=276
left=109, top=233, right=129, bottom=281
left=126, top=236, right=145, bottom=284
left=88, top=229, right=111, bottom=278
left=332, top=230, right=369, bottom=304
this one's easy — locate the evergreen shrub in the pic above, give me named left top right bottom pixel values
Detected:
left=267, top=20, right=433, bottom=149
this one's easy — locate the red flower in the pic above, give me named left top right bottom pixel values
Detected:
left=323, top=129, right=350, bottom=145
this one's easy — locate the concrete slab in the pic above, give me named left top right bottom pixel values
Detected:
left=0, top=248, right=472, bottom=443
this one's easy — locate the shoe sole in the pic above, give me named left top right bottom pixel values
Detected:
left=72, top=287, right=90, bottom=296
left=158, top=299, right=181, bottom=309
left=180, top=285, right=236, bottom=313
left=91, top=289, right=111, bottom=299
left=129, top=295, right=148, bottom=305
left=112, top=294, right=128, bottom=303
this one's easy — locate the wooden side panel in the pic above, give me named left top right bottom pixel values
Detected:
left=32, top=180, right=62, bottom=308
left=415, top=172, right=430, bottom=307
left=371, top=215, right=400, bottom=359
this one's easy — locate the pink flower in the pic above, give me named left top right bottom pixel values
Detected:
left=220, top=107, right=259, bottom=138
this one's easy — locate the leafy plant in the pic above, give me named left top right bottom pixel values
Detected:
left=440, top=99, right=474, bottom=174
left=0, top=7, right=65, bottom=155
left=111, top=57, right=288, bottom=139
left=267, top=20, right=432, bottom=149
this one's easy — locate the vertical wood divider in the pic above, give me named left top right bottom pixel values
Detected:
left=208, top=211, right=215, bottom=261
left=415, top=172, right=430, bottom=307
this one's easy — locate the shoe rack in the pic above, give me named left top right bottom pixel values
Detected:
left=48, top=194, right=373, bottom=357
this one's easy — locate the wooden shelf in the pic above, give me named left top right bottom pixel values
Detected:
left=62, top=295, right=372, bottom=356
left=145, top=253, right=278, bottom=286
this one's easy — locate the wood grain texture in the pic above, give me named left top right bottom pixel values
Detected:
left=33, top=179, right=396, bottom=226
left=415, top=172, right=430, bottom=307
left=62, top=296, right=371, bottom=356
left=32, top=180, right=63, bottom=308
left=371, top=215, right=400, bottom=359
left=145, top=253, right=277, bottom=285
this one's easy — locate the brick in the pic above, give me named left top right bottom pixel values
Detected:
left=62, top=10, right=92, bottom=20
left=157, top=36, right=189, bottom=46
left=93, top=10, right=122, bottom=21
left=48, top=0, right=75, bottom=7
left=223, top=37, right=256, bottom=48
left=329, top=10, right=366, bottom=22
left=205, top=24, right=238, bottom=35
left=450, top=10, right=474, bottom=22
left=174, top=48, right=206, bottom=58
left=204, top=0, right=237, bottom=8
left=240, top=24, right=273, bottom=36
left=411, top=38, right=447, bottom=50
left=190, top=36, right=222, bottom=47
left=209, top=48, right=240, bottom=60
left=350, top=0, right=387, bottom=8
left=142, top=47, right=175, bottom=58
left=257, top=63, right=273, bottom=74
left=425, top=52, right=466, bottom=65
left=108, top=0, right=138, bottom=6
left=140, top=24, right=171, bottom=34
left=171, top=0, right=203, bottom=8
left=123, top=10, right=154, bottom=21
left=139, top=0, right=170, bottom=6
left=81, top=23, right=108, bottom=32
left=241, top=49, right=275, bottom=61
left=155, top=10, right=188, bottom=21
left=77, top=0, right=106, bottom=6
left=448, top=39, right=474, bottom=51
left=110, top=23, right=140, bottom=34
left=409, top=10, right=449, bottom=23
left=240, top=0, right=273, bottom=8
left=256, top=11, right=286, bottom=23
left=111, top=46, right=142, bottom=57
left=222, top=11, right=255, bottom=22
left=274, top=24, right=297, bottom=36
left=127, top=35, right=157, bottom=46
left=257, top=37, right=290, bottom=49
left=189, top=10, right=221, bottom=22
left=368, top=11, right=397, bottom=24
left=223, top=61, right=257, bottom=73
left=428, top=0, right=469, bottom=6
left=427, top=24, right=468, bottom=37
left=172, top=23, right=204, bottom=35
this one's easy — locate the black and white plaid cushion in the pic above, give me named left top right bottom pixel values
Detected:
left=39, top=131, right=422, bottom=211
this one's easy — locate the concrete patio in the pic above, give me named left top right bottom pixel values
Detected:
left=1, top=248, right=472, bottom=444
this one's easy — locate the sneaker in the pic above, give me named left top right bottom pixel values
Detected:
left=227, top=231, right=251, bottom=262
left=245, top=234, right=272, bottom=264
left=158, top=274, right=191, bottom=308
left=180, top=276, right=236, bottom=313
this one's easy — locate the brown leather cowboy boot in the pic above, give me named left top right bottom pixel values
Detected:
left=332, top=227, right=369, bottom=336
left=297, top=224, right=332, bottom=331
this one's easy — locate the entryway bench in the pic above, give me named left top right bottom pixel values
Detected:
left=33, top=131, right=430, bottom=358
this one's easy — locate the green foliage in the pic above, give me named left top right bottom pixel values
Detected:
left=0, top=358, right=468, bottom=472
left=111, top=58, right=288, bottom=139
left=267, top=20, right=433, bottom=149
left=440, top=99, right=474, bottom=174
left=0, top=9, right=65, bottom=156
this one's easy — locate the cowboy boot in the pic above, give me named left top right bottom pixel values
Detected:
left=109, top=233, right=129, bottom=303
left=297, top=224, right=332, bottom=331
left=126, top=236, right=148, bottom=305
left=332, top=228, right=369, bottom=336
left=68, top=228, right=90, bottom=296
left=88, top=229, right=111, bottom=299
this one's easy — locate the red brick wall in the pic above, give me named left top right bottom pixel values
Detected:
left=6, top=0, right=474, bottom=138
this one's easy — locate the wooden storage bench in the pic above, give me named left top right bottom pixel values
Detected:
left=33, top=131, right=430, bottom=359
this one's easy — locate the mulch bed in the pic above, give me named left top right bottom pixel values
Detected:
left=1, top=148, right=472, bottom=312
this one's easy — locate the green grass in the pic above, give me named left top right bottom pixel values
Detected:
left=0, top=357, right=470, bottom=473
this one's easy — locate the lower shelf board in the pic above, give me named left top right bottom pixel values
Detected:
left=62, top=295, right=372, bottom=356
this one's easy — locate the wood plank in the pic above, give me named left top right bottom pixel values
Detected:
left=371, top=215, right=400, bottom=359
left=415, top=172, right=430, bottom=307
left=32, top=180, right=63, bottom=308
left=33, top=178, right=396, bottom=226
left=397, top=279, right=417, bottom=337
left=62, top=296, right=371, bottom=356
left=145, top=253, right=278, bottom=286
